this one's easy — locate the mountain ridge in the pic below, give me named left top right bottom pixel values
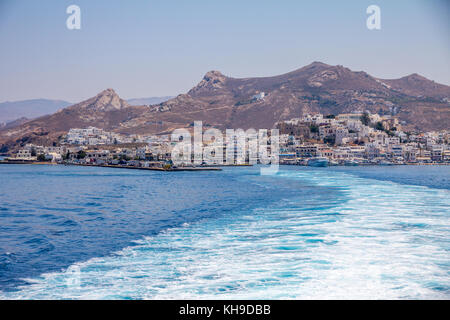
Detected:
left=1, top=61, right=449, bottom=152
left=0, top=99, right=72, bottom=123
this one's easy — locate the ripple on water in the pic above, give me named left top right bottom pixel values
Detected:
left=0, top=166, right=449, bottom=299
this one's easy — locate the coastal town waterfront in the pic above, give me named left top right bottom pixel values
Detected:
left=0, top=164, right=448, bottom=299
left=1, top=0, right=449, bottom=306
left=2, top=112, right=450, bottom=169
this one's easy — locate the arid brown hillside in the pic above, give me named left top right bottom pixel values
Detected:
left=0, top=89, right=147, bottom=152
left=119, top=62, right=450, bottom=132
left=1, top=62, right=449, bottom=153
left=380, top=73, right=450, bottom=98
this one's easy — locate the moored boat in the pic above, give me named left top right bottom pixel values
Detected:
left=344, top=159, right=359, bottom=166
left=379, top=160, right=394, bottom=166
left=307, top=157, right=329, bottom=167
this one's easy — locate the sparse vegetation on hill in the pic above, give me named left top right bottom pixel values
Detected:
left=1, top=62, right=449, bottom=152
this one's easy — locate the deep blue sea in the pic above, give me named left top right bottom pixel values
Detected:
left=0, top=164, right=449, bottom=299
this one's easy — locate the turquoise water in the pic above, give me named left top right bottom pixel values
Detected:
left=0, top=165, right=449, bottom=299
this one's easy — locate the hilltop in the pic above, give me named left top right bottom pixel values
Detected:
left=1, top=62, right=449, bottom=152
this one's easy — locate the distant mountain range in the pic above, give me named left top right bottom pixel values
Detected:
left=0, top=96, right=174, bottom=125
left=1, top=61, right=449, bottom=152
left=0, top=99, right=72, bottom=123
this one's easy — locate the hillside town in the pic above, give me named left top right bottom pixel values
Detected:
left=3, top=111, right=450, bottom=168
left=276, top=112, right=450, bottom=165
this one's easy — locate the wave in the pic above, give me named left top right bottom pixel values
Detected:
left=1, top=168, right=449, bottom=299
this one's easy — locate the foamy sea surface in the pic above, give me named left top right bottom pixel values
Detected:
left=0, top=165, right=448, bottom=299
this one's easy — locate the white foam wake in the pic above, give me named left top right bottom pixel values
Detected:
left=1, top=169, right=449, bottom=299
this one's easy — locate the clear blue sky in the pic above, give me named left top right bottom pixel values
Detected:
left=0, top=0, right=449, bottom=103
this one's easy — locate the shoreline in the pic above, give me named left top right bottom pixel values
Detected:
left=67, top=163, right=223, bottom=171
left=279, top=162, right=450, bottom=166
left=0, top=161, right=222, bottom=171
left=1, top=160, right=448, bottom=169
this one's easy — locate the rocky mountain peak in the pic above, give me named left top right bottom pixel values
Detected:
left=1, top=62, right=449, bottom=154
left=99, top=88, right=117, bottom=96
left=77, top=88, right=129, bottom=111
left=403, top=73, right=429, bottom=82
left=308, top=61, right=330, bottom=68
left=188, top=70, right=228, bottom=96
left=203, top=70, right=226, bottom=82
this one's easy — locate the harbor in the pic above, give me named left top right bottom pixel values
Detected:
left=0, top=160, right=222, bottom=171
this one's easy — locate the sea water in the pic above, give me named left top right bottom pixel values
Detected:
left=0, top=164, right=449, bottom=299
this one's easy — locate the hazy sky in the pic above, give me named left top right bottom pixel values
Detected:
left=0, top=0, right=449, bottom=103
